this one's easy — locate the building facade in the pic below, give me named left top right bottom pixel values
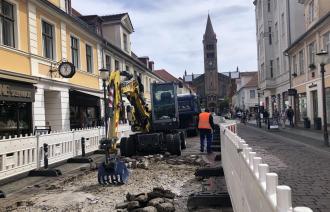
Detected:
left=254, top=0, right=305, bottom=115
left=233, top=72, right=258, bottom=112
left=154, top=69, right=194, bottom=94
left=286, top=0, right=330, bottom=125
left=0, top=0, right=162, bottom=138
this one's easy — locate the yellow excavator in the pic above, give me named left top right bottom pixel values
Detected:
left=98, top=70, right=186, bottom=185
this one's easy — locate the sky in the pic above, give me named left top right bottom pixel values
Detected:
left=72, top=0, right=257, bottom=78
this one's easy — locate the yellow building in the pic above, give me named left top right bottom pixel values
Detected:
left=286, top=0, right=330, bottom=125
left=0, top=0, right=162, bottom=137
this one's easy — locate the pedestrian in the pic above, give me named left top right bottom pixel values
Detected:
left=281, top=109, right=287, bottom=128
left=197, top=108, right=215, bottom=154
left=286, top=106, right=294, bottom=127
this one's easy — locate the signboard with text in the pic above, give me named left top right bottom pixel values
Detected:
left=0, top=81, right=35, bottom=102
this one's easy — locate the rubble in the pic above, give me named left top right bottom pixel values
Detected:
left=115, top=187, right=176, bottom=211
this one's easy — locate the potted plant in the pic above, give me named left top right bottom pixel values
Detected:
left=309, top=64, right=316, bottom=70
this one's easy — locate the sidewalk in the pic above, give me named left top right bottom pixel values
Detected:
left=246, top=119, right=330, bottom=153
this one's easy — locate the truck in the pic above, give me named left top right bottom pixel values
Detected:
left=177, top=93, right=201, bottom=137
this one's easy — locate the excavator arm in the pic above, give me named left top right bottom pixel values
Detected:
left=107, top=70, right=151, bottom=145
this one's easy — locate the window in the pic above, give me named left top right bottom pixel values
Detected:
left=123, top=33, right=128, bottom=51
left=206, top=53, right=214, bottom=58
left=268, top=27, right=272, bottom=45
left=261, top=63, right=265, bottom=80
left=323, top=32, right=330, bottom=53
left=293, top=55, right=297, bottom=75
left=115, top=60, right=119, bottom=70
left=276, top=57, right=280, bottom=74
left=86, top=44, right=93, bottom=73
left=281, top=13, right=285, bottom=36
left=206, top=44, right=214, bottom=50
left=0, top=0, right=15, bottom=47
left=308, top=42, right=316, bottom=65
left=270, top=60, right=273, bottom=78
left=308, top=0, right=315, bottom=24
left=42, top=21, right=54, bottom=60
left=250, top=90, right=256, bottom=99
left=267, top=0, right=271, bottom=12
left=274, top=0, right=277, bottom=9
left=71, top=36, right=79, bottom=68
left=299, top=50, right=305, bottom=75
left=65, top=0, right=71, bottom=14
left=125, top=65, right=129, bottom=72
left=105, top=55, right=111, bottom=70
left=274, top=22, right=278, bottom=43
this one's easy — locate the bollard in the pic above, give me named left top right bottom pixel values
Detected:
left=81, top=137, right=86, bottom=157
left=43, top=143, right=49, bottom=169
left=276, top=185, right=292, bottom=212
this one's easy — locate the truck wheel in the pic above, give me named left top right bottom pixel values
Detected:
left=120, top=136, right=136, bottom=157
left=179, top=131, right=186, bottom=150
left=174, top=133, right=182, bottom=156
left=120, top=137, right=128, bottom=157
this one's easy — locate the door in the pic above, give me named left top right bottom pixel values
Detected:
left=311, top=90, right=318, bottom=120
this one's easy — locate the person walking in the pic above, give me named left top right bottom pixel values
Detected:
left=281, top=109, right=287, bottom=129
left=287, top=106, right=295, bottom=127
left=198, top=108, right=215, bottom=153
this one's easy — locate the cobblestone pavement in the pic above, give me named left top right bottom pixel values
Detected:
left=237, top=124, right=330, bottom=212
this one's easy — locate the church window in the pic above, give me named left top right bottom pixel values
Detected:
left=206, top=53, right=214, bottom=58
left=206, top=44, right=214, bottom=50
left=270, top=60, right=273, bottom=78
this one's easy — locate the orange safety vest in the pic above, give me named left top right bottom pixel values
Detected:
left=198, top=112, right=212, bottom=129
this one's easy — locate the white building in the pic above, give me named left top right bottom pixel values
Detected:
left=233, top=72, right=258, bottom=112
left=254, top=0, right=305, bottom=115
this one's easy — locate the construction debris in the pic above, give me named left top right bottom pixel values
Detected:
left=115, top=187, right=176, bottom=212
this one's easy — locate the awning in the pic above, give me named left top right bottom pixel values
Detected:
left=71, top=89, right=103, bottom=98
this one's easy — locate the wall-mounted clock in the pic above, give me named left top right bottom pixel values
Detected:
left=208, top=60, right=214, bottom=67
left=58, top=61, right=76, bottom=78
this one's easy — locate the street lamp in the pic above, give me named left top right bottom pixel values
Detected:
left=316, top=50, right=330, bottom=146
left=99, top=68, right=110, bottom=138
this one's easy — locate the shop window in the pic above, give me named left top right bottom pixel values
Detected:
left=0, top=0, right=15, bottom=47
left=42, top=20, right=55, bottom=60
left=0, top=102, right=32, bottom=138
left=71, top=36, right=80, bottom=69
left=86, top=44, right=93, bottom=73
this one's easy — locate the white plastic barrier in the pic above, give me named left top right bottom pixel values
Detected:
left=221, top=122, right=313, bottom=212
left=0, top=127, right=105, bottom=181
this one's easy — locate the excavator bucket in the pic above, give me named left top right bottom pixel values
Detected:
left=97, top=156, right=129, bottom=185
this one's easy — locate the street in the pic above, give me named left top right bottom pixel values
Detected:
left=0, top=136, right=222, bottom=212
left=238, top=123, right=330, bottom=212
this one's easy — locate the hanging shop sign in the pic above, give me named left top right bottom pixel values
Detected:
left=288, top=88, right=297, bottom=96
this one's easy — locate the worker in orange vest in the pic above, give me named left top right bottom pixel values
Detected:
left=197, top=108, right=215, bottom=153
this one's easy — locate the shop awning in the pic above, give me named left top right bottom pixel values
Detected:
left=70, top=89, right=103, bottom=98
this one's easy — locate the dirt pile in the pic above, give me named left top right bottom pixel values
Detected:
left=115, top=187, right=176, bottom=212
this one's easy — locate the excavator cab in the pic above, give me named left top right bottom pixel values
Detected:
left=151, top=82, right=180, bottom=131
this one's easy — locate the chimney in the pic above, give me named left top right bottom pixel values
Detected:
left=138, top=57, right=150, bottom=68
left=149, top=61, right=154, bottom=71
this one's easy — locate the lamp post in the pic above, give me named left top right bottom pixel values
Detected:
left=316, top=50, right=330, bottom=147
left=99, top=68, right=110, bottom=138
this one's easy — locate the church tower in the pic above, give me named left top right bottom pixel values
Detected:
left=203, top=14, right=219, bottom=113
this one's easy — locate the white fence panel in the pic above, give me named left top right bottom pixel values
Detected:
left=0, top=135, right=37, bottom=180
left=0, top=126, right=106, bottom=181
left=220, top=122, right=313, bottom=212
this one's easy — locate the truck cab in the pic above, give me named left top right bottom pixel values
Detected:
left=151, top=82, right=180, bottom=131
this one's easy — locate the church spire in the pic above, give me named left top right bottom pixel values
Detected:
left=205, top=14, right=215, bottom=35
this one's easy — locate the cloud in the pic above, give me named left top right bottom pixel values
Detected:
left=72, top=0, right=257, bottom=77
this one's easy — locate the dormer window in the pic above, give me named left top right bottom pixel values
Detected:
left=65, top=0, right=71, bottom=15
left=123, top=33, right=128, bottom=52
